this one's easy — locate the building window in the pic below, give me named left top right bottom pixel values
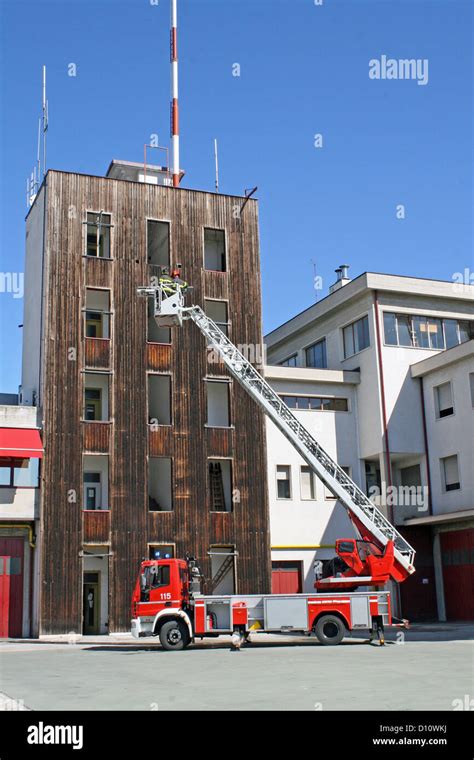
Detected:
left=209, top=546, right=236, bottom=594
left=300, top=465, right=316, bottom=500
left=412, top=316, right=444, bottom=349
left=147, top=299, right=171, bottom=344
left=398, top=464, right=423, bottom=508
left=276, top=465, right=291, bottom=499
left=383, top=313, right=473, bottom=349
left=83, top=455, right=109, bottom=510
left=0, top=458, right=39, bottom=488
left=149, top=544, right=175, bottom=560
left=147, top=220, right=170, bottom=270
left=204, top=228, right=226, bottom=272
left=86, top=212, right=111, bottom=258
left=84, top=373, right=110, bottom=421
left=383, top=313, right=398, bottom=345
left=85, top=289, right=110, bottom=339
left=148, top=457, right=173, bottom=511
left=343, top=316, right=370, bottom=358
left=206, top=380, right=231, bottom=427
left=205, top=300, right=229, bottom=336
left=305, top=340, right=327, bottom=369
left=279, top=354, right=298, bottom=368
left=280, top=395, right=348, bottom=412
left=148, top=375, right=172, bottom=426
left=434, top=382, right=454, bottom=419
left=441, top=455, right=460, bottom=492
left=209, top=460, right=233, bottom=512
left=325, top=466, right=351, bottom=499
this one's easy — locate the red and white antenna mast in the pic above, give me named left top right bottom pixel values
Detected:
left=170, top=0, right=180, bottom=187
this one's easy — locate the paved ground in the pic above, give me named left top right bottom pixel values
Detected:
left=0, top=624, right=472, bottom=711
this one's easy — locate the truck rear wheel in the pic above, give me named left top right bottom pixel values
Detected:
left=159, top=620, right=190, bottom=651
left=314, top=615, right=345, bottom=646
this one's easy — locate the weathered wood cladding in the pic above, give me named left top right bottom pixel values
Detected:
left=82, top=422, right=111, bottom=453
left=84, top=338, right=110, bottom=369
left=39, top=170, right=271, bottom=634
left=83, top=511, right=111, bottom=544
left=146, top=343, right=172, bottom=371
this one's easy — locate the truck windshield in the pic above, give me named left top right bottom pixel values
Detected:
left=150, top=565, right=170, bottom=588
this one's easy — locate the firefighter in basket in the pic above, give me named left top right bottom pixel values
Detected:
left=159, top=265, right=189, bottom=295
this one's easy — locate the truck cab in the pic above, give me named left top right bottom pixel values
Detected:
left=131, top=559, right=194, bottom=648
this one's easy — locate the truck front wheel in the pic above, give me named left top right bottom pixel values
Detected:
left=314, top=615, right=345, bottom=646
left=159, top=620, right=190, bottom=651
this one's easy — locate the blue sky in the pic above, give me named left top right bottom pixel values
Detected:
left=0, top=0, right=472, bottom=392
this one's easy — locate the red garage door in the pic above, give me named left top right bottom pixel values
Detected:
left=0, top=538, right=24, bottom=637
left=441, top=529, right=474, bottom=621
left=271, top=561, right=302, bottom=594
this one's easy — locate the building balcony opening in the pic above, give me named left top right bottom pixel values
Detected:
left=209, top=459, right=233, bottom=512
left=84, top=373, right=110, bottom=421
left=204, top=228, right=226, bottom=272
left=204, top=300, right=229, bottom=336
left=85, top=289, right=110, bottom=339
left=147, top=299, right=171, bottom=344
left=148, top=374, right=171, bottom=426
left=83, top=455, right=109, bottom=510
left=206, top=379, right=231, bottom=427
left=148, top=457, right=173, bottom=512
left=209, top=546, right=236, bottom=594
left=147, top=220, right=170, bottom=273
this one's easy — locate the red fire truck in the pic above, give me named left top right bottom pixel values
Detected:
left=131, top=555, right=400, bottom=649
left=131, top=283, right=415, bottom=650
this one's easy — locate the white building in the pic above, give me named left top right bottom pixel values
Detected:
left=0, top=398, right=42, bottom=636
left=265, top=366, right=359, bottom=594
left=264, top=269, right=474, bottom=620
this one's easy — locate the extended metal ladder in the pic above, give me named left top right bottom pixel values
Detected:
left=138, top=285, right=416, bottom=577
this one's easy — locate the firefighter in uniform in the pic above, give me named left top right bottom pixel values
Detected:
left=159, top=265, right=189, bottom=295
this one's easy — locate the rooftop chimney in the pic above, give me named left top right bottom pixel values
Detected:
left=329, top=264, right=351, bottom=294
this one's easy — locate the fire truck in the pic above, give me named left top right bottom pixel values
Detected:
left=131, top=283, right=416, bottom=650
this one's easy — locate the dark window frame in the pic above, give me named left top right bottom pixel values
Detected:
left=203, top=227, right=227, bottom=272
left=84, top=211, right=112, bottom=259
left=383, top=312, right=474, bottom=350
left=280, top=395, right=349, bottom=412
left=279, top=354, right=298, bottom=368
left=305, top=339, right=327, bottom=369
left=343, top=315, right=370, bottom=359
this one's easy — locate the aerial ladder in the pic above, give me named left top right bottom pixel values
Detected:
left=138, top=282, right=416, bottom=591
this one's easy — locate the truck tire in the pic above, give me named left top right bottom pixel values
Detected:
left=159, top=620, right=190, bottom=651
left=314, top=615, right=345, bottom=646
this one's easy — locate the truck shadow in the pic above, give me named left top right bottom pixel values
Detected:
left=80, top=638, right=377, bottom=653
